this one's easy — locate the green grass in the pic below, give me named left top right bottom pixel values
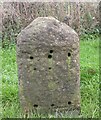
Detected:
left=2, top=35, right=99, bottom=118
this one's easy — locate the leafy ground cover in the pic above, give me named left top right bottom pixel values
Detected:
left=2, top=35, right=99, bottom=118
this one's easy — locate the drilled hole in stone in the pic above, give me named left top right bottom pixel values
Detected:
left=68, top=52, right=71, bottom=57
left=33, top=104, right=38, bottom=107
left=49, top=67, right=52, bottom=70
left=68, top=101, right=72, bottom=105
left=50, top=50, right=53, bottom=53
left=51, top=104, right=55, bottom=107
left=34, top=68, right=37, bottom=70
left=30, top=56, right=33, bottom=59
left=48, top=54, right=52, bottom=59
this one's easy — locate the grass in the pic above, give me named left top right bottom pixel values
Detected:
left=2, top=35, right=99, bottom=118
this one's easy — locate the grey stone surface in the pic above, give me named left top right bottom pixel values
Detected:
left=17, top=17, right=80, bottom=116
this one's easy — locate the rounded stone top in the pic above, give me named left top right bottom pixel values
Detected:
left=17, top=17, right=79, bottom=47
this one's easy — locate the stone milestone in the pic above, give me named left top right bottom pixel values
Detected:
left=17, top=17, right=80, bottom=116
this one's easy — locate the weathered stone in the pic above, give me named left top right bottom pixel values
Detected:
left=17, top=17, right=80, bottom=116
